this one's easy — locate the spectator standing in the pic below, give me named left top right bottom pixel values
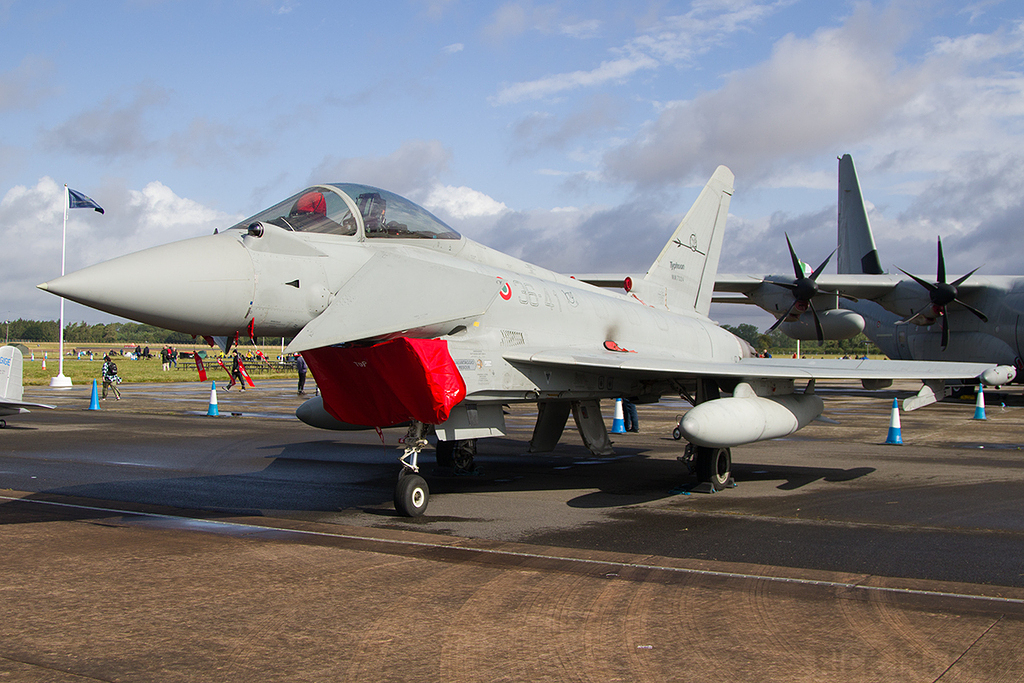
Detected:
left=622, top=398, right=639, bottom=433
left=295, top=353, right=308, bottom=395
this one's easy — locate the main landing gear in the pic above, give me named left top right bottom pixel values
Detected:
left=435, top=438, right=477, bottom=474
left=680, top=443, right=734, bottom=493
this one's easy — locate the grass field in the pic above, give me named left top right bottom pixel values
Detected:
left=14, top=342, right=299, bottom=386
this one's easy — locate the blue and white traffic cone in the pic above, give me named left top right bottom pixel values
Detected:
left=884, top=398, right=902, bottom=445
left=611, top=398, right=626, bottom=434
left=88, top=379, right=100, bottom=411
left=973, top=384, right=986, bottom=420
left=207, top=381, right=219, bottom=417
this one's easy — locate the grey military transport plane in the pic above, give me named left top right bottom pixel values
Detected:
left=0, top=345, right=54, bottom=426
left=717, top=155, right=1024, bottom=375
left=39, top=168, right=1006, bottom=516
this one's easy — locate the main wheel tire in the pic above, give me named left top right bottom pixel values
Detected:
left=394, top=474, right=429, bottom=517
left=695, top=446, right=732, bottom=489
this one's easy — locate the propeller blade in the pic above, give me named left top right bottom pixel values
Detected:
left=809, top=249, right=836, bottom=281
left=940, top=309, right=949, bottom=349
left=950, top=266, right=981, bottom=288
left=936, top=237, right=946, bottom=284
left=896, top=267, right=938, bottom=293
left=784, top=233, right=804, bottom=279
left=766, top=300, right=798, bottom=333
left=807, top=300, right=825, bottom=345
left=954, top=298, right=989, bottom=323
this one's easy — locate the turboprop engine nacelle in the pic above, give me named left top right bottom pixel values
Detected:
left=779, top=309, right=865, bottom=341
left=680, top=384, right=824, bottom=448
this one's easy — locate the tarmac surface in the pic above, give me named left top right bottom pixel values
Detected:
left=2, top=378, right=1024, bottom=681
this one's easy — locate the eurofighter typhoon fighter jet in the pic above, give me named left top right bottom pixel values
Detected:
left=39, top=167, right=1005, bottom=515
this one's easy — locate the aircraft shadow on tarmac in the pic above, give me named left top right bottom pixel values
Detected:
left=0, top=434, right=877, bottom=524
left=735, top=463, right=876, bottom=491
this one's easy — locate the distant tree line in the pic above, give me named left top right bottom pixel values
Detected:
left=721, top=323, right=882, bottom=356
left=4, top=319, right=194, bottom=344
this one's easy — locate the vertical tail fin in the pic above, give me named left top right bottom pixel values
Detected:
left=0, top=346, right=25, bottom=402
left=837, top=154, right=883, bottom=275
left=644, top=165, right=733, bottom=316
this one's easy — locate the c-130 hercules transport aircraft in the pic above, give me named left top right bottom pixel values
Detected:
left=39, top=167, right=1009, bottom=516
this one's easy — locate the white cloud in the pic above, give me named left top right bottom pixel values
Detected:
left=490, top=0, right=792, bottom=105
left=492, top=54, right=658, bottom=105
left=602, top=4, right=928, bottom=187
left=422, top=185, right=509, bottom=220
left=561, top=19, right=601, bottom=39
left=126, top=181, right=235, bottom=234
left=631, top=0, right=795, bottom=64
left=931, top=20, right=1024, bottom=62
left=442, top=42, right=464, bottom=54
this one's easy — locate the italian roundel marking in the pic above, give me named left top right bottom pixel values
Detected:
left=499, top=281, right=513, bottom=301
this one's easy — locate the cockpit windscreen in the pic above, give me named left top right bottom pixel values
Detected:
left=228, top=184, right=461, bottom=240
left=229, top=186, right=356, bottom=236
left=329, top=184, right=460, bottom=240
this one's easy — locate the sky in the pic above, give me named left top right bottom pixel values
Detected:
left=2, top=0, right=1024, bottom=329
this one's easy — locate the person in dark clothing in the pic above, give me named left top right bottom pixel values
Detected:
left=622, top=398, right=639, bottom=432
left=226, top=352, right=245, bottom=391
left=295, top=353, right=308, bottom=395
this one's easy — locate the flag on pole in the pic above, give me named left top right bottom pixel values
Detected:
left=68, top=188, right=104, bottom=214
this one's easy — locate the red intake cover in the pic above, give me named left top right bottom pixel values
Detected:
left=302, top=338, right=466, bottom=427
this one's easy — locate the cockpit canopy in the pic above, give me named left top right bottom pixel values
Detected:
left=229, top=184, right=461, bottom=240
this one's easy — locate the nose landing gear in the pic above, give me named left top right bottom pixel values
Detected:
left=395, top=422, right=430, bottom=517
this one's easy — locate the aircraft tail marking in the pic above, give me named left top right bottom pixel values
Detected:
left=0, top=345, right=25, bottom=402
left=644, top=165, right=733, bottom=317
left=837, top=154, right=883, bottom=275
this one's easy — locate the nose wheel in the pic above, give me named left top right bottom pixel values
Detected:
left=395, top=471, right=429, bottom=517
left=395, top=422, right=431, bottom=517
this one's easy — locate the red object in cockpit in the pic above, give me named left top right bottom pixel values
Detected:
left=295, top=191, right=326, bottom=215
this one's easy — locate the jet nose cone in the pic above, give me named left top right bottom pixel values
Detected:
left=39, top=232, right=255, bottom=336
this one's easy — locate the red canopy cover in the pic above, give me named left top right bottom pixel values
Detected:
left=302, top=338, right=466, bottom=427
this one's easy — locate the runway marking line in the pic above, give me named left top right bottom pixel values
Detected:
left=3, top=492, right=1024, bottom=612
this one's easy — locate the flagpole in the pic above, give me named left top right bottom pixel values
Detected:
left=50, top=185, right=72, bottom=388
